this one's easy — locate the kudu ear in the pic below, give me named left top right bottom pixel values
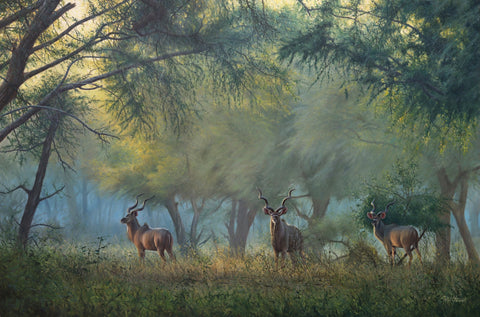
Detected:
left=378, top=212, right=386, bottom=219
left=133, top=210, right=138, bottom=217
left=280, top=207, right=287, bottom=215
left=367, top=212, right=375, bottom=220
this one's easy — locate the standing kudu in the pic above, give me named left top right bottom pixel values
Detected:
left=121, top=194, right=175, bottom=262
left=367, top=200, right=422, bottom=267
left=258, top=188, right=305, bottom=268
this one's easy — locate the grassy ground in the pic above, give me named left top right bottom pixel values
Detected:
left=1, top=239, right=480, bottom=317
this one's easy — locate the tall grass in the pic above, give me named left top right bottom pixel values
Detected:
left=1, top=239, right=479, bottom=316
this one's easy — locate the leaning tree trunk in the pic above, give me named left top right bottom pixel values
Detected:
left=436, top=167, right=480, bottom=264
left=18, top=116, right=59, bottom=247
left=470, top=208, right=480, bottom=237
left=0, top=0, right=62, bottom=113
left=451, top=175, right=480, bottom=264
left=226, top=199, right=256, bottom=256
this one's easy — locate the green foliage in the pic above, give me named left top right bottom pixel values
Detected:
left=355, top=159, right=446, bottom=232
left=103, top=0, right=294, bottom=135
left=281, top=0, right=480, bottom=128
left=1, top=241, right=480, bottom=316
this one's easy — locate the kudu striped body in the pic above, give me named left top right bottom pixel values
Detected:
left=258, top=189, right=304, bottom=268
left=121, top=195, right=175, bottom=262
left=367, top=200, right=422, bottom=267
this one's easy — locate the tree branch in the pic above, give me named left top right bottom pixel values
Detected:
left=0, top=1, right=42, bottom=29
left=1, top=105, right=118, bottom=141
left=0, top=185, right=31, bottom=195
left=31, top=1, right=128, bottom=52
left=0, top=48, right=206, bottom=144
left=39, top=186, right=65, bottom=202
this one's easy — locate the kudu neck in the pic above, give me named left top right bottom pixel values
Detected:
left=373, top=220, right=385, bottom=241
left=270, top=217, right=284, bottom=234
left=126, top=217, right=141, bottom=242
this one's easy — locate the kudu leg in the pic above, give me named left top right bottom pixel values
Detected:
left=167, top=249, right=176, bottom=261
left=280, top=251, right=288, bottom=268
left=405, top=250, right=413, bottom=267
left=157, top=249, right=167, bottom=262
left=138, top=249, right=146, bottom=262
left=415, top=248, right=423, bottom=265
left=289, top=252, right=297, bottom=267
left=274, top=251, right=279, bottom=269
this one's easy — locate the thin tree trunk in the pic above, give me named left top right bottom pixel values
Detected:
left=81, top=176, right=89, bottom=217
left=470, top=208, right=480, bottom=237
left=436, top=168, right=455, bottom=263
left=451, top=176, right=480, bottom=264
left=190, top=199, right=202, bottom=248
left=18, top=116, right=59, bottom=247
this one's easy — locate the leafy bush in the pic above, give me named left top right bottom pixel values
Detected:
left=354, top=159, right=446, bottom=233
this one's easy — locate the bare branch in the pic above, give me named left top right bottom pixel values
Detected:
left=30, top=223, right=63, bottom=230
left=39, top=186, right=65, bottom=202
left=292, top=203, right=310, bottom=221
left=0, top=185, right=31, bottom=195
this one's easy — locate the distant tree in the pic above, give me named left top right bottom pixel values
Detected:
left=281, top=0, right=480, bottom=263
left=284, top=79, right=397, bottom=227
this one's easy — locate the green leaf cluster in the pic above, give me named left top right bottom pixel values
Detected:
left=355, top=159, right=446, bottom=232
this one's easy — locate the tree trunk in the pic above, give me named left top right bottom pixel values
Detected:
left=435, top=211, right=451, bottom=263
left=17, top=116, right=59, bottom=247
left=0, top=0, right=61, bottom=112
left=470, top=208, right=480, bottom=237
left=226, top=199, right=257, bottom=256
left=310, top=196, right=330, bottom=222
left=451, top=176, right=480, bottom=264
left=436, top=167, right=480, bottom=264
left=81, top=176, right=89, bottom=218
left=189, top=199, right=203, bottom=248
left=163, top=193, right=186, bottom=247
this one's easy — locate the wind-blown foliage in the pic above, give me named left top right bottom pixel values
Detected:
left=280, top=0, right=480, bottom=127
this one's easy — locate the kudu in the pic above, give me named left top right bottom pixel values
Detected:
left=367, top=200, right=422, bottom=267
left=121, top=194, right=175, bottom=262
left=258, top=188, right=304, bottom=268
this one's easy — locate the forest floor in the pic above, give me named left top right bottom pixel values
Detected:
left=1, top=239, right=479, bottom=316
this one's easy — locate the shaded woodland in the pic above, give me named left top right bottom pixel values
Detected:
left=1, top=0, right=480, bottom=264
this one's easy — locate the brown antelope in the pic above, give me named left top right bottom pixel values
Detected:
left=367, top=200, right=422, bottom=267
left=121, top=194, right=175, bottom=262
left=258, top=188, right=305, bottom=268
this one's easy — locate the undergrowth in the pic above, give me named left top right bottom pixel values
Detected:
left=1, top=239, right=479, bottom=316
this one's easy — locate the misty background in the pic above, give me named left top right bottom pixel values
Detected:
left=1, top=0, right=480, bottom=263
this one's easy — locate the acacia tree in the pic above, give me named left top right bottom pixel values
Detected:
left=0, top=0, right=293, bottom=245
left=281, top=0, right=480, bottom=263
left=283, top=80, right=397, bottom=227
